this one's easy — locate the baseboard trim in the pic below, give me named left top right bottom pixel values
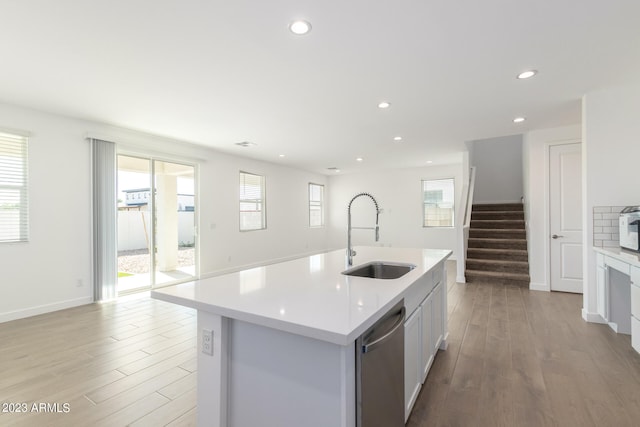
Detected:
left=0, top=296, right=93, bottom=324
left=456, top=275, right=466, bottom=283
left=529, top=282, right=550, bottom=292
left=439, top=332, right=449, bottom=350
left=582, top=308, right=606, bottom=324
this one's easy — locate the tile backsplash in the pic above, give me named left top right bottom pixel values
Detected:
left=593, top=206, right=624, bottom=247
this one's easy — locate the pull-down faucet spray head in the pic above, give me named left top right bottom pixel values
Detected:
left=347, top=192, right=382, bottom=266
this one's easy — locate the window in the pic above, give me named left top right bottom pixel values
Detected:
left=239, top=171, right=266, bottom=231
left=309, top=183, right=324, bottom=227
left=0, top=132, right=28, bottom=242
left=422, top=178, right=454, bottom=227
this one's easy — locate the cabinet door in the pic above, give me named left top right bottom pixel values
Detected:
left=420, top=293, right=433, bottom=383
left=404, top=308, right=421, bottom=422
left=432, top=283, right=443, bottom=353
left=631, top=267, right=640, bottom=319
left=632, top=316, right=640, bottom=354
left=596, top=265, right=608, bottom=322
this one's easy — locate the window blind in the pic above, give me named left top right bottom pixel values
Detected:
left=239, top=171, right=265, bottom=231
left=0, top=132, right=28, bottom=242
left=92, top=139, right=117, bottom=301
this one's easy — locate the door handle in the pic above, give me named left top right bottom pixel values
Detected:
left=362, top=306, right=406, bottom=354
left=552, top=234, right=564, bottom=239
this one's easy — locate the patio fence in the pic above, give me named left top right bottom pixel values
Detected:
left=118, top=211, right=195, bottom=251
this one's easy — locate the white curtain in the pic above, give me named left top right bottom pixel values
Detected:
left=91, top=139, right=117, bottom=301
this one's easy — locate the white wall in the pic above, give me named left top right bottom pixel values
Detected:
left=469, top=134, right=524, bottom=204
left=0, top=106, right=92, bottom=321
left=327, top=164, right=464, bottom=261
left=197, top=152, right=328, bottom=274
left=0, top=102, right=328, bottom=322
left=523, top=125, right=582, bottom=291
left=582, top=84, right=640, bottom=320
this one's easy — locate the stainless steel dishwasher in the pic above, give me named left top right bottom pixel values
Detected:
left=356, top=299, right=405, bottom=427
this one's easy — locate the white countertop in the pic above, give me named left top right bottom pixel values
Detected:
left=593, top=246, right=640, bottom=268
left=151, top=246, right=451, bottom=346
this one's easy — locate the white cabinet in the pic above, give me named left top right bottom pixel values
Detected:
left=596, top=253, right=608, bottom=321
left=631, top=266, right=640, bottom=352
left=419, top=282, right=444, bottom=383
left=404, top=307, right=421, bottom=421
left=420, top=292, right=434, bottom=382
left=593, top=248, right=640, bottom=356
left=404, top=263, right=447, bottom=421
left=432, top=282, right=444, bottom=353
left=632, top=317, right=640, bottom=353
left=631, top=267, right=640, bottom=316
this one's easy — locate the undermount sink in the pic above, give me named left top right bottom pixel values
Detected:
left=342, top=261, right=416, bottom=280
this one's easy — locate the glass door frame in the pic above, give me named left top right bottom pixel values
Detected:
left=116, top=151, right=199, bottom=295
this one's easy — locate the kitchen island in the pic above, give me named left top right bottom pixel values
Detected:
left=152, top=246, right=451, bottom=427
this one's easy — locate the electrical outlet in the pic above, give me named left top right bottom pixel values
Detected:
left=202, top=329, right=214, bottom=356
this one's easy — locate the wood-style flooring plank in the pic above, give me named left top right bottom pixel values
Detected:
left=165, top=407, right=197, bottom=427
left=408, top=262, right=640, bottom=427
left=3, top=261, right=640, bottom=427
left=130, top=388, right=197, bottom=427
left=0, top=296, right=198, bottom=427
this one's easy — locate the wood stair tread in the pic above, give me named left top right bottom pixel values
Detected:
left=466, top=258, right=529, bottom=274
left=467, top=259, right=529, bottom=266
left=465, top=269, right=530, bottom=280
left=470, top=228, right=525, bottom=231
left=467, top=248, right=528, bottom=254
left=466, top=247, right=529, bottom=262
left=468, top=238, right=526, bottom=242
left=467, top=203, right=530, bottom=285
left=470, top=224, right=525, bottom=230
left=470, top=220, right=525, bottom=225
left=471, top=213, right=524, bottom=216
left=472, top=203, right=523, bottom=211
left=469, top=229, right=526, bottom=239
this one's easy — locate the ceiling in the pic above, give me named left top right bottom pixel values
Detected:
left=1, top=1, right=639, bottom=174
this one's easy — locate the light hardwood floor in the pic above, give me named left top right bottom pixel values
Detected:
left=2, top=263, right=640, bottom=426
left=0, top=295, right=198, bottom=427
left=408, top=263, right=640, bottom=427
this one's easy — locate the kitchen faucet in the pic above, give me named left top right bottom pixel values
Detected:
left=347, top=192, right=381, bottom=266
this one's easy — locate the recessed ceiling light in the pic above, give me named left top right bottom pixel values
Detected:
left=517, top=70, right=537, bottom=79
left=513, top=117, right=526, bottom=123
left=377, top=101, right=391, bottom=109
left=289, top=20, right=312, bottom=35
left=235, top=141, right=256, bottom=147
left=426, top=160, right=433, bottom=164
left=356, top=157, right=363, bottom=162
left=393, top=136, right=402, bottom=141
left=279, top=154, right=285, bottom=158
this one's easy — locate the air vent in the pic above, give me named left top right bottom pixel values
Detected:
left=327, top=167, right=340, bottom=173
left=235, top=141, right=256, bottom=148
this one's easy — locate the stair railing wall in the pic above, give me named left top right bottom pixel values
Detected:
left=456, top=166, right=476, bottom=283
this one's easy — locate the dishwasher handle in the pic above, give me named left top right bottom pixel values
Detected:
left=362, top=306, right=406, bottom=354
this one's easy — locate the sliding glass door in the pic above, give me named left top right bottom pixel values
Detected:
left=117, top=155, right=196, bottom=294
left=153, top=160, right=196, bottom=287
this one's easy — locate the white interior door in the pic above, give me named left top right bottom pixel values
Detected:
left=549, top=143, right=583, bottom=293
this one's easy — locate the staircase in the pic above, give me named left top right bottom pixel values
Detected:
left=465, top=203, right=530, bottom=286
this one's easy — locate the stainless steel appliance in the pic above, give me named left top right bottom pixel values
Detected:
left=356, top=300, right=405, bottom=427
left=619, top=206, right=640, bottom=252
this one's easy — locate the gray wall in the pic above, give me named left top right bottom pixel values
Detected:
left=468, top=134, right=523, bottom=204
